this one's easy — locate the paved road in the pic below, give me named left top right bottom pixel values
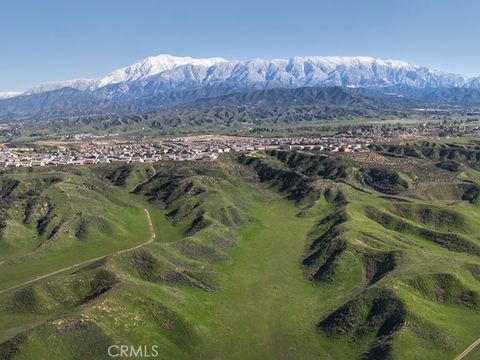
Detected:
left=0, top=208, right=155, bottom=296
left=455, top=337, right=480, bottom=360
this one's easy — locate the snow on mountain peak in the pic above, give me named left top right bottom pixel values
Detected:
left=96, top=54, right=228, bottom=87
left=18, top=55, right=228, bottom=96
left=5, top=54, right=473, bottom=102
left=23, top=79, right=97, bottom=95
left=291, top=56, right=414, bottom=69
left=0, top=92, right=22, bottom=99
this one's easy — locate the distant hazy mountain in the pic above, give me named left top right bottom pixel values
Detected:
left=23, top=79, right=97, bottom=95
left=2, top=54, right=480, bottom=119
left=186, top=86, right=390, bottom=109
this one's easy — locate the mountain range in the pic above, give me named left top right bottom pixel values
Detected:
left=2, top=54, right=480, bottom=120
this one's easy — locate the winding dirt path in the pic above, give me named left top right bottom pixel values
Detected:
left=129, top=164, right=156, bottom=193
left=0, top=208, right=155, bottom=296
left=454, top=337, right=480, bottom=360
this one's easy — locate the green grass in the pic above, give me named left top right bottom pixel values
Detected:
left=464, top=342, right=480, bottom=359
left=0, top=182, right=150, bottom=291
left=180, top=199, right=349, bottom=359
left=1, top=153, right=480, bottom=359
left=0, top=164, right=190, bottom=293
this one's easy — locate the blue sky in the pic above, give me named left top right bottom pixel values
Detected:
left=1, top=0, right=479, bottom=91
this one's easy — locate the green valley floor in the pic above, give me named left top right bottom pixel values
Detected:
left=183, top=200, right=339, bottom=359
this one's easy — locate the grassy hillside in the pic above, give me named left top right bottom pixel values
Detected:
left=0, top=149, right=479, bottom=359
left=0, top=167, right=153, bottom=290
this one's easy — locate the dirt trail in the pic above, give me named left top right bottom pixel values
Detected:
left=0, top=208, right=155, bottom=295
left=130, top=164, right=156, bottom=193
left=454, top=337, right=480, bottom=360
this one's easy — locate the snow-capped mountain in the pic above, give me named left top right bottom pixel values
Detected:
left=15, top=54, right=473, bottom=98
left=1, top=54, right=480, bottom=119
left=95, top=54, right=227, bottom=88
left=22, top=54, right=227, bottom=95
left=465, top=77, right=480, bottom=88
left=24, top=79, right=97, bottom=95
left=82, top=56, right=469, bottom=104
left=0, top=92, right=22, bottom=99
left=125, top=56, right=468, bottom=93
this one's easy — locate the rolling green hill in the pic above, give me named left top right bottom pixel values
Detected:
left=0, top=148, right=479, bottom=359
